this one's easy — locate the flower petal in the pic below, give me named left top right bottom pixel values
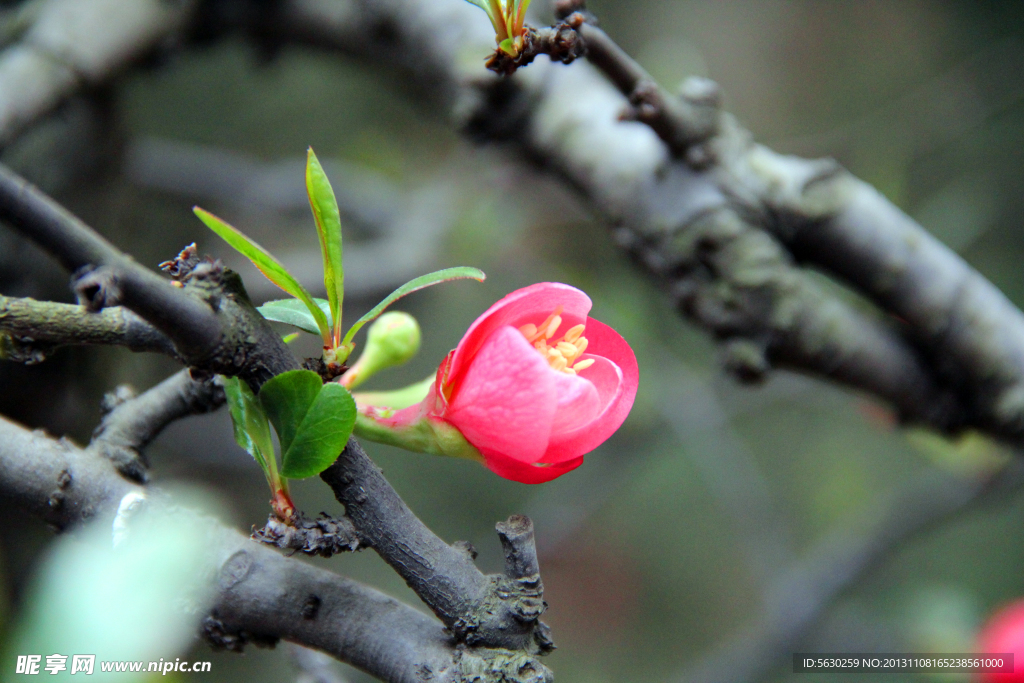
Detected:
left=444, top=325, right=557, bottom=463
left=448, top=282, right=591, bottom=392
left=540, top=317, right=639, bottom=463
left=484, top=454, right=585, bottom=484
left=549, top=369, right=602, bottom=438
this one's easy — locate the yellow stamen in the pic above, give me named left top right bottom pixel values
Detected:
left=545, top=315, right=562, bottom=340
left=563, top=324, right=585, bottom=343
left=556, top=341, right=578, bottom=359
left=574, top=358, right=595, bottom=372
left=517, top=307, right=594, bottom=374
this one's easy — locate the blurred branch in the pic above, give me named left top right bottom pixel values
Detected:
left=0, top=0, right=198, bottom=148
left=0, top=294, right=178, bottom=362
left=88, top=369, right=225, bottom=482
left=678, top=460, right=1024, bottom=683
left=252, top=0, right=974, bottom=436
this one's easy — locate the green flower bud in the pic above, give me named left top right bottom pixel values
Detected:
left=340, top=311, right=421, bottom=389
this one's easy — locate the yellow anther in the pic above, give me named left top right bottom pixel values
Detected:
left=556, top=341, right=578, bottom=359
left=545, top=315, right=562, bottom=340
left=550, top=355, right=568, bottom=372
left=519, top=323, right=538, bottom=340
left=574, top=337, right=589, bottom=355
left=563, top=324, right=585, bottom=343
left=547, top=348, right=562, bottom=360
left=573, top=358, right=595, bottom=372
left=535, top=340, right=549, bottom=353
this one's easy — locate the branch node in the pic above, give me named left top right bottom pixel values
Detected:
left=496, top=514, right=540, bottom=580
left=252, top=512, right=363, bottom=557
left=201, top=615, right=279, bottom=653
left=73, top=265, right=122, bottom=311
left=721, top=338, right=771, bottom=384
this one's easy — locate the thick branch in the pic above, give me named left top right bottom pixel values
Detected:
left=321, top=439, right=553, bottom=654
left=0, top=294, right=177, bottom=362
left=88, top=369, right=224, bottom=482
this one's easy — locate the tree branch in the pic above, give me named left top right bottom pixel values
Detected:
left=0, top=294, right=177, bottom=363
left=0, top=162, right=300, bottom=389
left=321, top=440, right=554, bottom=655
left=88, top=369, right=225, bottom=482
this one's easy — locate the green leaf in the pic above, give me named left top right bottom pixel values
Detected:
left=259, top=370, right=356, bottom=479
left=221, top=376, right=273, bottom=476
left=305, top=148, right=345, bottom=347
left=258, top=298, right=333, bottom=335
left=282, top=332, right=300, bottom=344
left=498, top=37, right=516, bottom=55
left=489, top=0, right=509, bottom=38
left=513, top=0, right=531, bottom=31
left=342, top=267, right=486, bottom=346
left=194, top=206, right=332, bottom=346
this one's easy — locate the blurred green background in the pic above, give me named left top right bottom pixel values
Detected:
left=2, top=1, right=1024, bottom=681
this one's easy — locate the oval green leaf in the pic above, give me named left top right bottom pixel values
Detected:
left=258, top=298, right=333, bottom=335
left=259, top=370, right=356, bottom=479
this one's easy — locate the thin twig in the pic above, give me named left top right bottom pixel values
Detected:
left=88, top=369, right=225, bottom=482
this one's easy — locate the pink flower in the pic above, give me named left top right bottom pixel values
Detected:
left=362, top=283, right=638, bottom=484
left=978, top=599, right=1024, bottom=682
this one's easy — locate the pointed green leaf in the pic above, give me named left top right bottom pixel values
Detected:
left=488, top=0, right=508, bottom=38
left=342, top=267, right=486, bottom=346
left=513, top=0, right=530, bottom=32
left=259, top=370, right=356, bottom=479
left=282, top=332, right=300, bottom=344
left=498, top=37, right=516, bottom=55
left=221, top=376, right=273, bottom=476
left=306, top=148, right=345, bottom=346
left=258, top=298, right=333, bottom=335
left=194, top=207, right=332, bottom=346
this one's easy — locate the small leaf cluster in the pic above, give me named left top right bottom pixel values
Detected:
left=193, top=148, right=484, bottom=519
left=464, top=0, right=533, bottom=57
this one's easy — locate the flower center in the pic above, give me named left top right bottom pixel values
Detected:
left=518, top=307, right=595, bottom=375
